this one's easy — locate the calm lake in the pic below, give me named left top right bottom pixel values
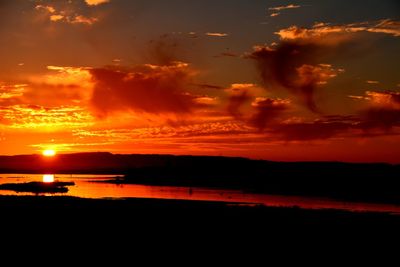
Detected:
left=1, top=173, right=400, bottom=214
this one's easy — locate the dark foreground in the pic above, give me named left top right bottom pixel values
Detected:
left=2, top=196, right=399, bottom=255
left=2, top=195, right=400, bottom=228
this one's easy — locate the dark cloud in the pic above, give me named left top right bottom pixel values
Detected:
left=361, top=108, right=400, bottom=130
left=265, top=90, right=400, bottom=140
left=225, top=84, right=292, bottom=132
left=249, top=44, right=341, bottom=113
left=225, top=84, right=255, bottom=119
left=250, top=98, right=289, bottom=130
left=227, top=89, right=251, bottom=119
left=357, top=91, right=400, bottom=130
left=249, top=20, right=400, bottom=113
left=89, top=62, right=198, bottom=116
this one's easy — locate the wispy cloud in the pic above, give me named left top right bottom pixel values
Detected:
left=85, top=0, right=110, bottom=6
left=70, top=15, right=98, bottom=25
left=367, top=19, right=400, bottom=37
left=0, top=84, right=26, bottom=100
left=35, top=5, right=56, bottom=13
left=276, top=19, right=400, bottom=41
left=268, top=4, right=301, bottom=18
left=206, top=32, right=229, bottom=37
left=73, top=121, right=252, bottom=141
left=0, top=105, right=93, bottom=129
left=35, top=4, right=98, bottom=25
left=269, top=4, right=301, bottom=12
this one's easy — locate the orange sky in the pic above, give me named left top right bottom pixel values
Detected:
left=0, top=0, right=400, bottom=162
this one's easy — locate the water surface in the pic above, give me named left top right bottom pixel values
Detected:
left=1, top=174, right=400, bottom=214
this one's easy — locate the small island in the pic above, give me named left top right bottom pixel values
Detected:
left=0, top=181, right=75, bottom=194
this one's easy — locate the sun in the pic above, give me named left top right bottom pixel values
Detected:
left=43, top=174, right=55, bottom=183
left=42, top=149, right=56, bottom=157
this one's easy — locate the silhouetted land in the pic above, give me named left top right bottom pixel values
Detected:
left=1, top=152, right=400, bottom=204
left=0, top=195, right=399, bottom=226
left=2, top=195, right=396, bottom=256
left=0, top=181, right=74, bottom=193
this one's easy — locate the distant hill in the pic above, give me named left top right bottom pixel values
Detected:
left=0, top=152, right=255, bottom=174
left=0, top=152, right=398, bottom=176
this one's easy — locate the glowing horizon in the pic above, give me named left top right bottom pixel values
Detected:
left=42, top=149, right=57, bottom=157
left=0, top=1, right=399, bottom=163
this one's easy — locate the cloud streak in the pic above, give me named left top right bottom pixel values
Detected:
left=269, top=4, right=301, bottom=12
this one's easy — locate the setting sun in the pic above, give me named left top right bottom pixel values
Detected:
left=42, top=174, right=55, bottom=183
left=42, top=149, right=56, bottom=157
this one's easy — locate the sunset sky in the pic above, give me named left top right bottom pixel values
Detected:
left=0, top=0, right=399, bottom=162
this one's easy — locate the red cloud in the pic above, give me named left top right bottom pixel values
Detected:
left=0, top=66, right=90, bottom=108
left=89, top=62, right=198, bottom=116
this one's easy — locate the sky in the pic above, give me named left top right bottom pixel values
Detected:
left=0, top=0, right=399, bottom=162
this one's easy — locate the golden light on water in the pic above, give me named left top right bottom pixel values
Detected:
left=42, top=149, right=56, bottom=157
left=43, top=174, right=55, bottom=183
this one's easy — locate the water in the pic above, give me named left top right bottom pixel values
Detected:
left=1, top=174, right=400, bottom=214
